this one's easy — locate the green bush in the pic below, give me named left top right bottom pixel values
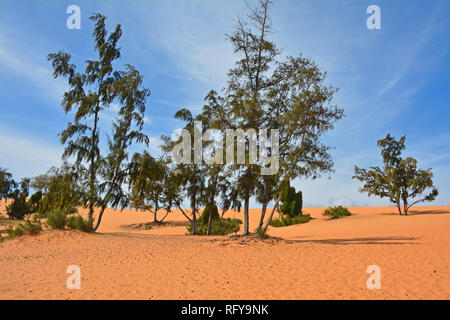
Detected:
left=279, top=186, right=303, bottom=218
left=6, top=220, right=42, bottom=239
left=198, top=204, right=220, bottom=225
left=66, top=215, right=93, bottom=232
left=6, top=196, right=30, bottom=220
left=322, top=206, right=352, bottom=219
left=46, top=209, right=68, bottom=230
left=187, top=218, right=242, bottom=236
left=269, top=214, right=311, bottom=228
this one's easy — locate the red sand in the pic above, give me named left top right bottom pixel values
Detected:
left=0, top=204, right=449, bottom=300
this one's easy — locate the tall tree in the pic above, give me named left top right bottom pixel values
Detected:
left=353, top=134, right=439, bottom=215
left=222, top=0, right=343, bottom=233
left=49, top=14, right=150, bottom=231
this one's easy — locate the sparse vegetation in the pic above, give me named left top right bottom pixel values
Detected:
left=322, top=206, right=352, bottom=219
left=66, top=215, right=94, bottom=233
left=45, top=208, right=69, bottom=230
left=5, top=219, right=42, bottom=239
left=270, top=214, right=311, bottom=228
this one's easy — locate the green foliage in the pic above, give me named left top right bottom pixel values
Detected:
left=322, top=206, right=352, bottom=219
left=66, top=215, right=93, bottom=233
left=198, top=203, right=220, bottom=226
left=6, top=219, right=42, bottom=239
left=279, top=186, right=303, bottom=218
left=269, top=214, right=311, bottom=228
left=46, top=208, right=69, bottom=230
left=6, top=179, right=31, bottom=220
left=144, top=225, right=152, bottom=230
left=187, top=218, right=242, bottom=236
left=32, top=164, right=81, bottom=215
left=353, top=134, right=439, bottom=215
left=0, top=168, right=16, bottom=204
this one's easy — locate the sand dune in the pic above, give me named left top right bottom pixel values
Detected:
left=0, top=204, right=449, bottom=300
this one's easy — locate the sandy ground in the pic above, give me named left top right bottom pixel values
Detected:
left=0, top=203, right=449, bottom=300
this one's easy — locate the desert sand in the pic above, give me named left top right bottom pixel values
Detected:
left=0, top=203, right=449, bottom=300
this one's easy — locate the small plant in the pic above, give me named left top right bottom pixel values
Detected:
left=66, top=215, right=93, bottom=232
left=322, top=206, right=352, bottom=219
left=6, top=219, right=42, bottom=239
left=46, top=209, right=68, bottom=230
left=254, top=227, right=269, bottom=239
left=269, top=214, right=311, bottom=228
left=144, top=225, right=152, bottom=230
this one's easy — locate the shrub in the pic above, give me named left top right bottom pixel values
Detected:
left=322, top=206, right=352, bottom=219
left=198, top=204, right=220, bottom=225
left=269, top=214, right=311, bottom=228
left=66, top=215, right=93, bottom=232
left=254, top=227, right=269, bottom=239
left=46, top=209, right=68, bottom=230
left=6, top=196, right=30, bottom=220
left=186, top=218, right=242, bottom=236
left=144, top=225, right=152, bottom=230
left=279, top=186, right=303, bottom=218
left=6, top=220, right=42, bottom=239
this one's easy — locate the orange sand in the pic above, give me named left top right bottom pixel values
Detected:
left=0, top=204, right=449, bottom=300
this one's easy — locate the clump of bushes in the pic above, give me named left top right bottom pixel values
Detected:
left=186, top=204, right=242, bottom=235
left=322, top=206, right=352, bottom=219
left=66, top=215, right=93, bottom=232
left=5, top=219, right=42, bottom=239
left=269, top=214, right=311, bottom=228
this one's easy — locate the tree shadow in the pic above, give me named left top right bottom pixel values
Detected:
left=288, top=236, right=419, bottom=246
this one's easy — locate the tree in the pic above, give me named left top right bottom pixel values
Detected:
left=31, top=163, right=82, bottom=214
left=49, top=14, right=150, bottom=231
left=6, top=178, right=31, bottom=220
left=129, top=152, right=171, bottom=224
left=353, top=134, right=439, bottom=215
left=221, top=0, right=342, bottom=233
left=0, top=168, right=16, bottom=207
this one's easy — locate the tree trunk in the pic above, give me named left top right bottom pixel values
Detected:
left=257, top=202, right=268, bottom=230
left=262, top=191, right=284, bottom=232
left=192, top=205, right=198, bottom=235
left=243, top=197, right=250, bottom=235
left=207, top=204, right=213, bottom=236
left=92, top=206, right=106, bottom=232
left=396, top=203, right=402, bottom=215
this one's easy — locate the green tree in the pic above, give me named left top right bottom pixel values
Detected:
left=0, top=168, right=16, bottom=209
left=6, top=178, right=31, bottom=220
left=49, top=14, right=150, bottom=231
left=129, top=152, right=171, bottom=224
left=279, top=185, right=303, bottom=218
left=31, top=163, right=82, bottom=214
left=219, top=0, right=342, bottom=233
left=353, top=134, right=439, bottom=215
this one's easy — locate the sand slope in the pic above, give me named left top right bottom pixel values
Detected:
left=0, top=205, right=449, bottom=300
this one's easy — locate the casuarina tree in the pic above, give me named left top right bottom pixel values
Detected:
left=353, top=134, right=439, bottom=215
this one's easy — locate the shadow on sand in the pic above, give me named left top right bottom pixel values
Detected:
left=289, top=236, right=419, bottom=246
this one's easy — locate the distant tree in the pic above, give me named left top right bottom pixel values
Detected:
left=353, top=134, right=439, bottom=215
left=129, top=152, right=170, bottom=224
left=48, top=14, right=150, bottom=231
left=6, top=178, right=31, bottom=220
left=31, top=163, right=82, bottom=214
left=0, top=168, right=16, bottom=207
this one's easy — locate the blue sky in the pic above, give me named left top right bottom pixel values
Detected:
left=0, top=0, right=449, bottom=207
